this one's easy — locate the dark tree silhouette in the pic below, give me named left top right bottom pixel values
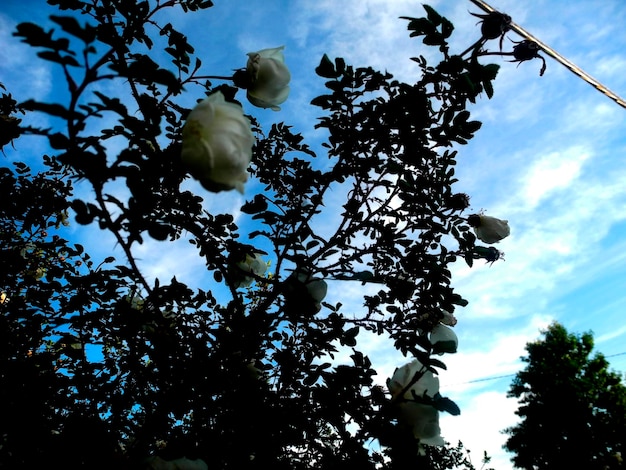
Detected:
left=504, top=322, right=626, bottom=470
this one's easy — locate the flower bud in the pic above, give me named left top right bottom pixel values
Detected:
left=473, top=245, right=503, bottom=264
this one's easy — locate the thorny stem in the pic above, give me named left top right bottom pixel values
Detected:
left=194, top=75, right=236, bottom=80
left=94, top=187, right=153, bottom=296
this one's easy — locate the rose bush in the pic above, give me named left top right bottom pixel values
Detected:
left=245, top=46, right=291, bottom=111
left=181, top=91, right=255, bottom=193
left=1, top=1, right=514, bottom=466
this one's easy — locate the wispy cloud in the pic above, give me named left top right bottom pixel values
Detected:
left=0, top=13, right=53, bottom=101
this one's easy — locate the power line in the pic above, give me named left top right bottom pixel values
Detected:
left=468, top=0, right=626, bottom=110
left=450, top=351, right=626, bottom=386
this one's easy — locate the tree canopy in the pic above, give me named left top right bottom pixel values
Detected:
left=504, top=322, right=626, bottom=470
left=0, top=1, right=531, bottom=468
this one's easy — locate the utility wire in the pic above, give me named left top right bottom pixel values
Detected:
left=451, top=351, right=626, bottom=386
left=468, top=0, right=626, bottom=110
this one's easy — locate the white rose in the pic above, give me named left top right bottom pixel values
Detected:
left=396, top=402, right=445, bottom=446
left=430, top=324, right=458, bottom=354
left=469, top=214, right=510, bottom=244
left=234, top=252, right=268, bottom=288
left=296, top=272, right=328, bottom=312
left=387, top=358, right=439, bottom=400
left=441, top=310, right=457, bottom=326
left=387, top=359, right=444, bottom=447
left=246, top=46, right=291, bottom=111
left=181, top=92, right=255, bottom=193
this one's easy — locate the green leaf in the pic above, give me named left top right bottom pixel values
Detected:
left=484, top=79, right=494, bottom=99
left=432, top=340, right=457, bottom=354
left=482, top=63, right=500, bottom=80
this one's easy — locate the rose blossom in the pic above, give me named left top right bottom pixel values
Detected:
left=246, top=46, right=291, bottom=111
left=181, top=91, right=255, bottom=193
left=233, top=252, right=268, bottom=288
left=468, top=214, right=510, bottom=244
left=296, top=272, right=327, bottom=312
left=387, top=359, right=444, bottom=447
left=430, top=324, right=458, bottom=354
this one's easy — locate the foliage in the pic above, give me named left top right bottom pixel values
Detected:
left=504, top=322, right=626, bottom=470
left=427, top=441, right=494, bottom=470
left=0, top=0, right=526, bottom=467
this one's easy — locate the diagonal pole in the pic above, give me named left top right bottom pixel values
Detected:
left=468, top=0, right=626, bottom=110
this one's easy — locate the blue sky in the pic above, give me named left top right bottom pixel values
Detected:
left=2, top=1, right=626, bottom=468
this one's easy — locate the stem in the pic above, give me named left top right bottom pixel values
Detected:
left=94, top=187, right=153, bottom=295
left=194, top=75, right=236, bottom=80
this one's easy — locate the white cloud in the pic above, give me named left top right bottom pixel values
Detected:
left=441, top=390, right=518, bottom=470
left=0, top=14, right=53, bottom=101
left=290, top=0, right=426, bottom=79
left=519, top=147, right=590, bottom=209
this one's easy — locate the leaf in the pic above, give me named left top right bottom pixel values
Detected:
left=71, top=200, right=93, bottom=225
left=433, top=395, right=461, bottom=416
left=484, top=79, right=494, bottom=99
left=21, top=100, right=84, bottom=120
left=351, top=271, right=375, bottom=282
left=482, top=63, right=500, bottom=80
left=240, top=194, right=268, bottom=214
left=93, top=91, right=128, bottom=116
left=310, top=94, right=334, bottom=109
left=48, top=132, right=70, bottom=150
left=50, top=15, right=96, bottom=43
left=423, top=4, right=442, bottom=25
left=13, top=22, right=54, bottom=48
left=428, top=357, right=447, bottom=370
left=341, top=327, right=359, bottom=347
left=315, top=54, right=340, bottom=79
